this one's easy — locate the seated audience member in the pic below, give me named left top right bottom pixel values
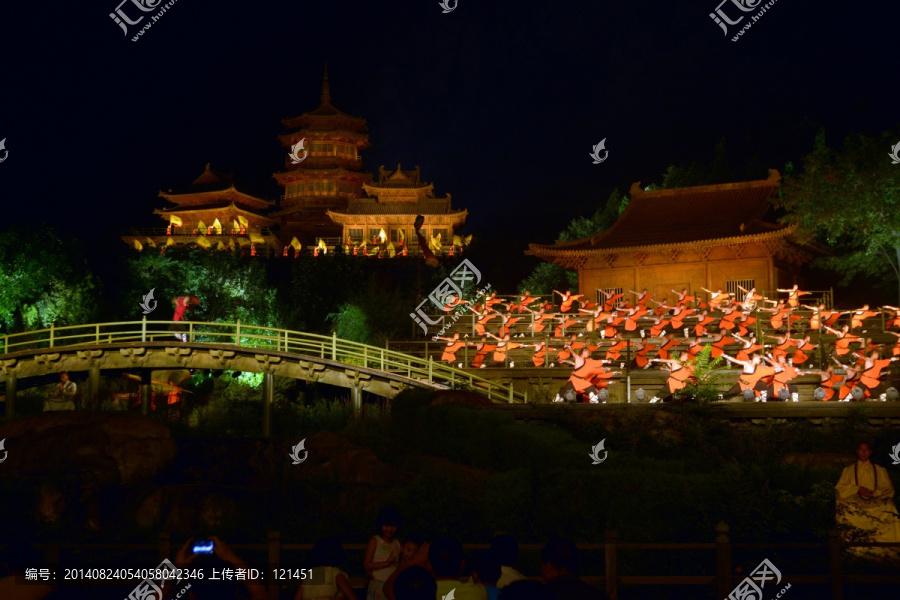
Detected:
left=294, top=537, right=356, bottom=600
left=498, top=580, right=552, bottom=600
left=384, top=535, right=430, bottom=600
left=471, top=551, right=502, bottom=600
left=428, top=537, right=488, bottom=600
left=0, top=538, right=56, bottom=600
left=541, top=538, right=608, bottom=600
left=835, top=441, right=900, bottom=560
left=393, top=566, right=437, bottom=600
left=490, top=535, right=526, bottom=588
left=165, top=536, right=268, bottom=600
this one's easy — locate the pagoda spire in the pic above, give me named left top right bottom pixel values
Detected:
left=321, top=61, right=331, bottom=105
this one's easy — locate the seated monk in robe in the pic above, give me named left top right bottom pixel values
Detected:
left=835, top=442, right=900, bottom=560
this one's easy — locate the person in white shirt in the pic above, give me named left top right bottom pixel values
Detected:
left=44, top=372, right=76, bottom=412
left=490, top=535, right=526, bottom=589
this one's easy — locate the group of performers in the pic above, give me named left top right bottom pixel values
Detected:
left=430, top=286, right=900, bottom=403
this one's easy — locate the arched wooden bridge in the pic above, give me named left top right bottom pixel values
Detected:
left=0, top=319, right=525, bottom=424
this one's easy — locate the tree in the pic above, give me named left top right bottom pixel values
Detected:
left=0, top=226, right=100, bottom=334
left=775, top=129, right=900, bottom=302
left=519, top=188, right=628, bottom=294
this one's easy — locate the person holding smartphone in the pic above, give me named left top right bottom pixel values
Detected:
left=163, top=536, right=268, bottom=600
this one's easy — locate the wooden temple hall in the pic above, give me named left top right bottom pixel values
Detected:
left=527, top=170, right=826, bottom=306
left=122, top=65, right=467, bottom=256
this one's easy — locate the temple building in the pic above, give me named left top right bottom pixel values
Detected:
left=122, top=164, right=279, bottom=255
left=326, top=164, right=467, bottom=252
left=271, top=64, right=373, bottom=246
left=124, top=65, right=469, bottom=256
left=527, top=170, right=826, bottom=305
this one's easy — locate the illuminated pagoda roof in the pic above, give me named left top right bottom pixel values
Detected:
left=327, top=164, right=467, bottom=225
left=159, top=163, right=274, bottom=212
left=154, top=201, right=275, bottom=224
left=528, top=169, right=803, bottom=259
left=278, top=63, right=371, bottom=143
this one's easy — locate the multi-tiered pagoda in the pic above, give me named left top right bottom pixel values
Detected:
left=270, top=65, right=373, bottom=246
left=327, top=164, right=467, bottom=251
left=122, top=164, right=279, bottom=254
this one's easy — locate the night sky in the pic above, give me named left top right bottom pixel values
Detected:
left=2, top=0, right=898, bottom=279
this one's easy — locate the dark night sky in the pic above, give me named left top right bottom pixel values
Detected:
left=2, top=0, right=898, bottom=274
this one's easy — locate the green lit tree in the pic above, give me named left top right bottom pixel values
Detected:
left=775, top=129, right=900, bottom=303
left=0, top=226, right=100, bottom=334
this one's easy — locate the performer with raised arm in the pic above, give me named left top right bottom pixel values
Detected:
left=521, top=304, right=551, bottom=334
left=530, top=340, right=548, bottom=367
left=777, top=284, right=810, bottom=308
left=763, top=353, right=806, bottom=401
left=690, top=310, right=717, bottom=337
left=670, top=288, right=695, bottom=308
left=737, top=285, right=764, bottom=311
left=851, top=350, right=899, bottom=394
left=649, top=352, right=694, bottom=400
left=628, top=289, right=654, bottom=307
left=435, top=332, right=467, bottom=364
left=554, top=289, right=584, bottom=313
left=553, top=312, right=579, bottom=338
left=656, top=333, right=682, bottom=361
left=802, top=303, right=848, bottom=331
left=511, top=290, right=540, bottom=313
left=599, top=288, right=624, bottom=311
left=700, top=287, right=730, bottom=308
left=824, top=324, right=863, bottom=357
left=850, top=305, right=880, bottom=330
left=486, top=332, right=520, bottom=366
left=579, top=304, right=609, bottom=333
left=721, top=353, right=776, bottom=401
left=559, top=347, right=619, bottom=403
left=883, top=306, right=900, bottom=329
left=733, top=333, right=765, bottom=362
left=833, top=357, right=864, bottom=401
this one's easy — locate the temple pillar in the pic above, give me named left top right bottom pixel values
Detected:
left=87, top=366, right=100, bottom=411
left=141, top=371, right=151, bottom=416
left=262, top=373, right=273, bottom=438
left=351, top=386, right=362, bottom=416
left=5, top=374, right=16, bottom=418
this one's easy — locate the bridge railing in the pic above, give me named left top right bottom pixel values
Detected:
left=0, top=320, right=525, bottom=404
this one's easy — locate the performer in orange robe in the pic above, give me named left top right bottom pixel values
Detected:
left=650, top=353, right=695, bottom=396
left=691, top=311, right=717, bottom=337
left=633, top=341, right=658, bottom=368
left=599, top=289, right=624, bottom=312
left=824, top=325, right=862, bottom=356
left=656, top=334, right=682, bottom=360
left=554, top=313, right=579, bottom=338
left=792, top=336, right=815, bottom=365
left=487, top=332, right=520, bottom=364
left=512, top=291, right=540, bottom=313
left=733, top=334, right=765, bottom=362
left=776, top=284, right=810, bottom=308
left=850, top=305, right=879, bottom=330
left=604, top=339, right=629, bottom=362
left=436, top=333, right=467, bottom=363
left=554, top=290, right=584, bottom=313
left=530, top=341, right=548, bottom=367
left=670, top=288, right=695, bottom=308
left=623, top=304, right=649, bottom=332
left=628, top=289, right=654, bottom=307
left=710, top=334, right=736, bottom=359
left=856, top=351, right=899, bottom=391
left=721, top=354, right=776, bottom=398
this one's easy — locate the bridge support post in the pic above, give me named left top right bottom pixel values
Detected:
left=262, top=373, right=273, bottom=438
left=351, top=386, right=362, bottom=416
left=5, top=374, right=16, bottom=418
left=87, top=366, right=100, bottom=411
left=141, top=371, right=151, bottom=416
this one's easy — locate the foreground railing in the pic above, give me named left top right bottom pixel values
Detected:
left=2, top=524, right=895, bottom=600
left=0, top=320, right=525, bottom=403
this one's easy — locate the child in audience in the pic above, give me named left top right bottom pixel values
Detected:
left=491, top=535, right=526, bottom=588
left=364, top=507, right=403, bottom=600
left=294, top=537, right=356, bottom=600
left=472, top=551, right=502, bottom=600
left=384, top=534, right=429, bottom=600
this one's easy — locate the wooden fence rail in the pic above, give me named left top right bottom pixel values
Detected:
left=3, top=523, right=899, bottom=599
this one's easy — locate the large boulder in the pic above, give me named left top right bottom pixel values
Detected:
left=286, top=431, right=391, bottom=485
